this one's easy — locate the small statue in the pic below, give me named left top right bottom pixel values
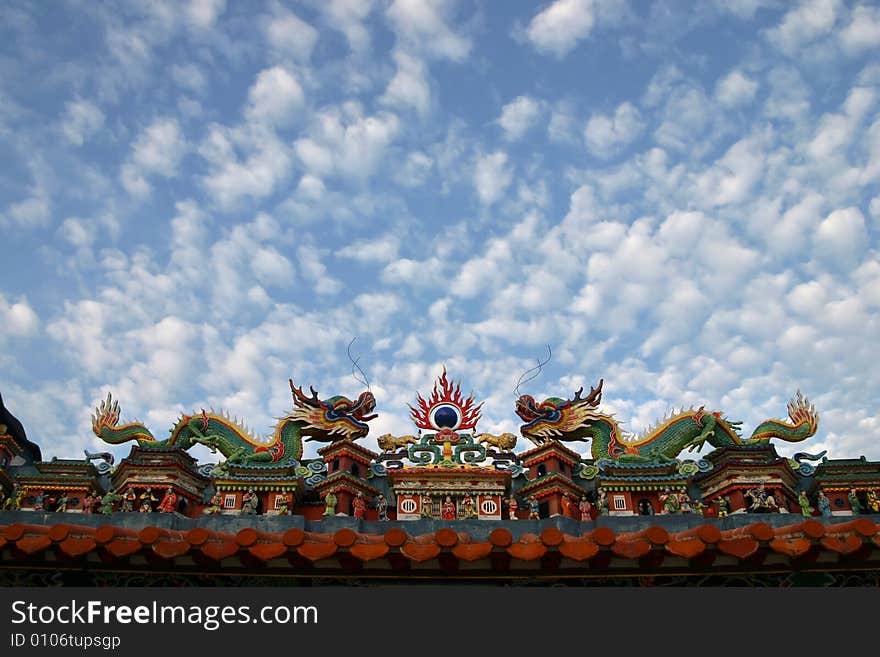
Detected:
left=81, top=490, right=95, bottom=514
left=797, top=490, right=814, bottom=517
left=578, top=495, right=592, bottom=521
left=323, top=491, right=338, bottom=516
left=748, top=483, right=778, bottom=512
left=660, top=488, right=680, bottom=514
left=240, top=488, right=257, bottom=515
left=352, top=492, right=367, bottom=519
left=138, top=488, right=157, bottom=512
left=375, top=494, right=388, bottom=521
left=276, top=493, right=290, bottom=516
left=461, top=493, right=477, bottom=519
left=596, top=488, right=609, bottom=516
left=528, top=496, right=540, bottom=519
left=100, top=489, right=121, bottom=514
left=55, top=492, right=69, bottom=512
left=716, top=495, right=731, bottom=517
left=441, top=495, right=456, bottom=520
left=3, top=484, right=21, bottom=511
left=867, top=489, right=880, bottom=513
left=120, top=489, right=136, bottom=512
left=420, top=493, right=434, bottom=519
left=32, top=491, right=46, bottom=512
left=560, top=495, right=574, bottom=518
left=203, top=491, right=224, bottom=515
left=508, top=495, right=519, bottom=520
left=848, top=488, right=863, bottom=515
left=816, top=490, right=832, bottom=517
left=158, top=487, right=178, bottom=513
left=678, top=492, right=692, bottom=513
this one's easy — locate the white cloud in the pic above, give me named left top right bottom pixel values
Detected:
left=60, top=99, right=105, bottom=146
left=473, top=151, right=513, bottom=205
left=245, top=66, right=304, bottom=127
left=294, top=103, right=400, bottom=180
left=185, top=0, right=226, bottom=30
left=170, top=63, right=207, bottom=93
left=323, top=0, right=375, bottom=53
left=715, top=69, right=758, bottom=107
left=393, top=151, right=433, bottom=187
left=451, top=239, right=513, bottom=298
left=766, top=0, right=840, bottom=55
left=381, top=50, right=431, bottom=115
left=584, top=101, right=644, bottom=157
left=120, top=118, right=187, bottom=198
left=497, top=95, right=542, bottom=141
left=264, top=6, right=318, bottom=61
left=0, top=294, right=40, bottom=337
left=693, top=132, right=766, bottom=206
left=199, top=123, right=292, bottom=209
left=524, top=0, right=595, bottom=58
left=2, top=188, right=50, bottom=229
left=548, top=101, right=579, bottom=143
left=814, top=207, right=868, bottom=267
left=338, top=235, right=400, bottom=264
left=386, top=0, right=471, bottom=61
left=296, top=246, right=342, bottom=295
left=251, top=246, right=295, bottom=287
left=840, top=5, right=880, bottom=54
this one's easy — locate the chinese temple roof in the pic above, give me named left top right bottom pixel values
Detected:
left=2, top=513, right=878, bottom=583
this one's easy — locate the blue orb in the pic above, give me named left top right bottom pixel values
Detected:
left=433, top=405, right=459, bottom=429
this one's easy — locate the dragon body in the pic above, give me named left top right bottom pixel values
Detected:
left=91, top=380, right=377, bottom=466
left=517, top=380, right=818, bottom=462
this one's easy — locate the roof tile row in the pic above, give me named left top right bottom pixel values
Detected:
left=2, top=519, right=878, bottom=572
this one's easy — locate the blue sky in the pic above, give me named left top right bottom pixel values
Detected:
left=1, top=0, right=878, bottom=466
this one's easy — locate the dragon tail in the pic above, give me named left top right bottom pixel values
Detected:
left=91, top=393, right=156, bottom=445
left=748, top=390, right=819, bottom=443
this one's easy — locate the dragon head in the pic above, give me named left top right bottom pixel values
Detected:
left=289, top=379, right=378, bottom=442
left=516, top=379, right=604, bottom=445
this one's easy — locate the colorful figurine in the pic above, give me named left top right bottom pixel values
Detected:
left=461, top=493, right=477, bottom=519
left=420, top=493, right=434, bottom=519
left=848, top=488, right=863, bottom=515
left=323, top=491, right=338, bottom=516
left=528, top=496, right=540, bottom=519
left=32, top=491, right=46, bottom=511
left=578, top=495, right=592, bottom=521
left=660, top=488, right=680, bottom=514
left=158, top=487, right=178, bottom=513
left=508, top=495, right=519, bottom=520
left=99, top=489, right=120, bottom=514
left=748, top=483, right=779, bottom=512
left=867, top=489, right=880, bottom=513
left=352, top=492, right=366, bottom=519
left=375, top=494, right=388, bottom=521
left=797, top=490, right=814, bottom=517
left=596, top=488, right=609, bottom=516
left=276, top=493, right=289, bottom=516
left=138, top=488, right=157, bottom=512
left=241, top=488, right=257, bottom=515
left=561, top=495, right=574, bottom=518
left=716, top=495, right=730, bottom=517
left=816, top=490, right=832, bottom=517
left=55, top=492, right=68, bottom=512
left=678, top=492, right=692, bottom=513
left=441, top=495, right=456, bottom=520
left=203, top=491, right=224, bottom=515
left=120, top=489, right=136, bottom=512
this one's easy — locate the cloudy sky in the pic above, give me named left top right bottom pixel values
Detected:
left=1, top=0, right=878, bottom=467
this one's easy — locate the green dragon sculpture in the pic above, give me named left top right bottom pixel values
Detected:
left=91, top=379, right=377, bottom=467
left=516, top=380, right=818, bottom=463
